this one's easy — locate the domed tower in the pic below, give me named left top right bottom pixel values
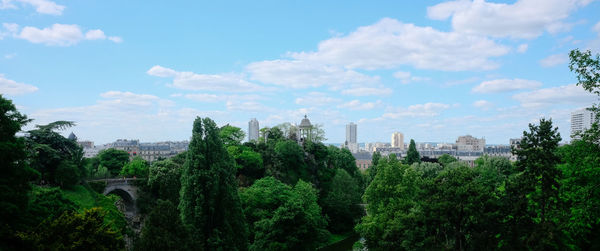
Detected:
left=298, top=114, right=313, bottom=142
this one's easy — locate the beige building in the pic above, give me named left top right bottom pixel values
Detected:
left=391, top=132, right=404, bottom=150
left=456, top=135, right=485, bottom=152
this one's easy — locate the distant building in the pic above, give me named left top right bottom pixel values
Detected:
left=346, top=122, right=357, bottom=144
left=138, top=141, right=188, bottom=162
left=345, top=122, right=358, bottom=153
left=77, top=140, right=94, bottom=149
left=353, top=152, right=372, bottom=171
left=456, top=135, right=485, bottom=152
left=366, top=142, right=390, bottom=152
left=68, top=132, right=77, bottom=141
left=391, top=132, right=404, bottom=150
left=248, top=118, right=259, bottom=142
left=571, top=108, right=597, bottom=140
left=111, top=139, right=140, bottom=157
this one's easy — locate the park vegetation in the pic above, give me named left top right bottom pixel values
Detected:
left=0, top=49, right=599, bottom=250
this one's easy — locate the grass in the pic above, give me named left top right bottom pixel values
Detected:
left=62, top=185, right=127, bottom=232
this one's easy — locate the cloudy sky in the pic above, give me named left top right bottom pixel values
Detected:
left=2, top=0, right=600, bottom=144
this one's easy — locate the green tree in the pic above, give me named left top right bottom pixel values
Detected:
left=569, top=49, right=600, bottom=142
left=220, top=124, right=246, bottom=146
left=23, top=186, right=77, bottom=228
left=0, top=95, right=35, bottom=246
left=502, top=118, right=567, bottom=249
left=147, top=159, right=182, bottom=205
left=437, top=153, right=457, bottom=167
left=557, top=140, right=600, bottom=248
left=19, top=208, right=123, bottom=250
left=136, top=200, right=189, bottom=251
left=272, top=140, right=308, bottom=184
left=227, top=145, right=264, bottom=186
left=179, top=117, right=248, bottom=250
left=405, top=139, right=421, bottom=165
left=321, top=169, right=363, bottom=233
left=356, top=159, right=421, bottom=250
left=25, top=121, right=83, bottom=187
left=98, top=148, right=130, bottom=177
left=119, top=157, right=148, bottom=178
left=242, top=178, right=329, bottom=250
left=366, top=151, right=382, bottom=186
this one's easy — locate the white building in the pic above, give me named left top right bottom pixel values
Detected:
left=391, top=132, right=404, bottom=150
left=248, top=118, right=259, bottom=142
left=456, top=135, right=485, bottom=152
left=571, top=108, right=596, bottom=140
left=345, top=122, right=358, bottom=153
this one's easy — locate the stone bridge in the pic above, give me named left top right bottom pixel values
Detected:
left=91, top=178, right=143, bottom=218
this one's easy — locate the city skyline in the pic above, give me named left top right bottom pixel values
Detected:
left=2, top=1, right=600, bottom=144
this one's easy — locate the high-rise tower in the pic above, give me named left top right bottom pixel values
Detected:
left=248, top=118, right=259, bottom=141
left=391, top=132, right=404, bottom=150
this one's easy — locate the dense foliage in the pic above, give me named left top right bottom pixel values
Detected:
left=179, top=117, right=248, bottom=250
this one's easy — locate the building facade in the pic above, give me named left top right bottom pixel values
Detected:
left=456, top=135, right=485, bottom=152
left=571, top=108, right=596, bottom=140
left=345, top=122, right=358, bottom=153
left=248, top=118, right=259, bottom=142
left=391, top=132, right=404, bottom=150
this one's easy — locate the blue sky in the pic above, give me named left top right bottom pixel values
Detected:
left=1, top=0, right=600, bottom=144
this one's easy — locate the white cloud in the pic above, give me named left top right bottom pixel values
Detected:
left=380, top=102, right=452, bottom=120
left=147, top=65, right=269, bottom=92
left=472, top=78, right=542, bottom=93
left=246, top=59, right=379, bottom=89
left=290, top=18, right=509, bottom=71
left=27, top=91, right=228, bottom=143
left=108, top=36, right=123, bottom=43
left=594, top=21, right=600, bottom=33
left=4, top=53, right=16, bottom=59
left=473, top=100, right=493, bottom=110
left=588, top=21, right=600, bottom=52
left=225, top=100, right=271, bottom=112
left=183, top=93, right=222, bottom=102
left=85, top=29, right=106, bottom=40
left=0, top=74, right=38, bottom=95
left=16, top=24, right=120, bottom=46
left=182, top=93, right=262, bottom=103
left=443, top=77, right=480, bottom=87
left=337, top=100, right=382, bottom=110
left=1, top=0, right=65, bottom=15
left=3, top=23, right=19, bottom=33
left=393, top=71, right=430, bottom=84
left=427, top=0, right=591, bottom=39
left=513, top=84, right=598, bottom=108
left=341, top=87, right=393, bottom=96
left=539, top=54, right=568, bottom=67
left=517, top=44, right=528, bottom=53
left=99, top=91, right=160, bottom=106
left=295, top=92, right=341, bottom=106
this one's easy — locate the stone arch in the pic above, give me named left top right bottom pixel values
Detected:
left=104, top=186, right=137, bottom=218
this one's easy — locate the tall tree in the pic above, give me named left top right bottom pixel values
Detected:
left=503, top=119, right=566, bottom=249
left=179, top=117, right=248, bottom=250
left=0, top=95, right=35, bottom=246
left=405, top=139, right=421, bottom=165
